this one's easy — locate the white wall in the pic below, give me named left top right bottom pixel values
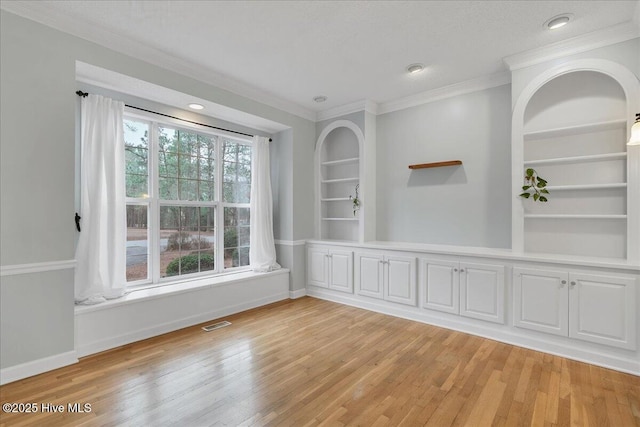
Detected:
left=376, top=84, right=512, bottom=248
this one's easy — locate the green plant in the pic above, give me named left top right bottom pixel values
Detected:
left=349, top=184, right=361, bottom=216
left=166, top=253, right=214, bottom=276
left=519, top=168, right=549, bottom=202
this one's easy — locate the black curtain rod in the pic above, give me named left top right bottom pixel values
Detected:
left=76, top=91, right=271, bottom=142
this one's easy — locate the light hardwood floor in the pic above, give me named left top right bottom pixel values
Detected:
left=1, top=297, right=639, bottom=426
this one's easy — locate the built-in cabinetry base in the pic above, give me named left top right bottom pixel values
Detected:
left=306, top=240, right=639, bottom=374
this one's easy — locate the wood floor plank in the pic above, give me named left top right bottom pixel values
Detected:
left=1, top=297, right=638, bottom=427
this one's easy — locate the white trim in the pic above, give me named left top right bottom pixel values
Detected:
left=377, top=72, right=511, bottom=115
left=274, top=239, right=307, bottom=246
left=0, top=351, right=78, bottom=385
left=305, top=289, right=640, bottom=375
left=289, top=288, right=307, bottom=299
left=76, top=292, right=288, bottom=357
left=317, top=99, right=378, bottom=122
left=1, top=2, right=316, bottom=122
left=75, top=270, right=290, bottom=357
left=0, top=259, right=76, bottom=277
left=306, top=239, right=640, bottom=271
left=503, top=22, right=640, bottom=71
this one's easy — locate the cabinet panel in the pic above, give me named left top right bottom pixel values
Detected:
left=569, top=273, right=636, bottom=350
left=356, top=253, right=383, bottom=299
left=513, top=268, right=569, bottom=336
left=307, top=247, right=328, bottom=288
left=422, top=259, right=459, bottom=314
left=329, top=250, right=353, bottom=293
left=385, top=255, right=417, bottom=306
left=460, top=263, right=505, bottom=324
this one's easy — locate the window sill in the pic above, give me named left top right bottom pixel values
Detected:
left=74, top=268, right=290, bottom=315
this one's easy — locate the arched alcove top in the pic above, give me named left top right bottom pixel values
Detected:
left=315, top=119, right=365, bottom=161
left=513, top=59, right=640, bottom=136
left=524, top=70, right=627, bottom=133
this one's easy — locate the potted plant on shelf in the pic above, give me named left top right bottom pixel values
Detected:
left=519, top=168, right=549, bottom=202
left=349, top=184, right=361, bottom=216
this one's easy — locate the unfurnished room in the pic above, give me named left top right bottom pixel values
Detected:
left=0, top=1, right=639, bottom=426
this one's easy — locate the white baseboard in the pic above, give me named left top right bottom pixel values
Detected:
left=76, top=292, right=288, bottom=358
left=307, top=287, right=640, bottom=375
left=76, top=272, right=290, bottom=358
left=0, top=351, right=78, bottom=385
left=289, top=288, right=307, bottom=299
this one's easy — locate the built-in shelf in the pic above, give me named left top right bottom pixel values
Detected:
left=408, top=160, right=463, bottom=170
left=321, top=197, right=351, bottom=202
left=523, top=119, right=626, bottom=141
left=321, top=177, right=359, bottom=184
left=524, top=152, right=627, bottom=167
left=525, top=214, right=627, bottom=220
left=321, top=157, right=359, bottom=166
left=545, top=183, right=627, bottom=191
left=322, top=217, right=359, bottom=221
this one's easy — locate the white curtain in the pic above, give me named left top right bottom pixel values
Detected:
left=74, top=94, right=127, bottom=304
left=249, top=136, right=281, bottom=272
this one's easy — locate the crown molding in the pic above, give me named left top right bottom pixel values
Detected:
left=317, top=99, right=378, bottom=122
left=503, top=21, right=640, bottom=71
left=377, top=71, right=511, bottom=115
left=0, top=2, right=317, bottom=122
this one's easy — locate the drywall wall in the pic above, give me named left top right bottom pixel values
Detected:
left=376, top=84, right=512, bottom=248
left=0, top=10, right=315, bottom=374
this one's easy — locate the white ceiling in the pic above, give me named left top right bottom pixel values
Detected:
left=2, top=1, right=639, bottom=120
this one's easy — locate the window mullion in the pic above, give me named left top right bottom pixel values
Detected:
left=150, top=122, right=161, bottom=284
left=216, top=139, right=224, bottom=273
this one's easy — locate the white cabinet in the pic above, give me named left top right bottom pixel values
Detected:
left=422, top=259, right=505, bottom=324
left=513, top=268, right=637, bottom=350
left=355, top=252, right=416, bottom=306
left=512, top=268, right=568, bottom=336
left=307, top=246, right=353, bottom=293
left=355, top=252, right=383, bottom=299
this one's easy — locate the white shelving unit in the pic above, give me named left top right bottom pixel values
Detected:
left=514, top=69, right=636, bottom=260
left=315, top=121, right=364, bottom=242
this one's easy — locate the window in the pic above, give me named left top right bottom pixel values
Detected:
left=124, top=114, right=251, bottom=285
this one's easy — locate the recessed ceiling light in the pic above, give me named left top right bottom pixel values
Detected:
left=545, top=14, right=572, bottom=30
left=313, top=96, right=327, bottom=103
left=406, top=63, right=425, bottom=74
left=188, top=103, right=204, bottom=110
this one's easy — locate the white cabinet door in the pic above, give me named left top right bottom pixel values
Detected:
left=460, top=263, right=505, bottom=324
left=513, top=268, right=569, bottom=336
left=307, top=246, right=328, bottom=288
left=328, top=250, right=353, bottom=293
left=569, top=273, right=637, bottom=350
left=422, top=259, right=459, bottom=314
left=384, top=255, right=417, bottom=306
left=355, top=252, right=384, bottom=299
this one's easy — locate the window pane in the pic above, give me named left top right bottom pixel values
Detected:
left=223, top=139, right=251, bottom=203
left=126, top=204, right=148, bottom=282
left=224, top=207, right=250, bottom=268
left=178, top=179, right=197, bottom=201
left=159, top=127, right=216, bottom=202
left=159, top=177, right=178, bottom=200
left=124, top=120, right=149, bottom=197
left=160, top=206, right=215, bottom=277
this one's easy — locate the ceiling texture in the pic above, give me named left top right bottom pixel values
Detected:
left=2, top=1, right=639, bottom=121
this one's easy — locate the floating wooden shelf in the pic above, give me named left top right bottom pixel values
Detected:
left=408, top=160, right=462, bottom=170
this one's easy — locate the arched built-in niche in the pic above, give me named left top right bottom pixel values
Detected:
left=315, top=120, right=364, bottom=242
left=511, top=59, right=640, bottom=261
